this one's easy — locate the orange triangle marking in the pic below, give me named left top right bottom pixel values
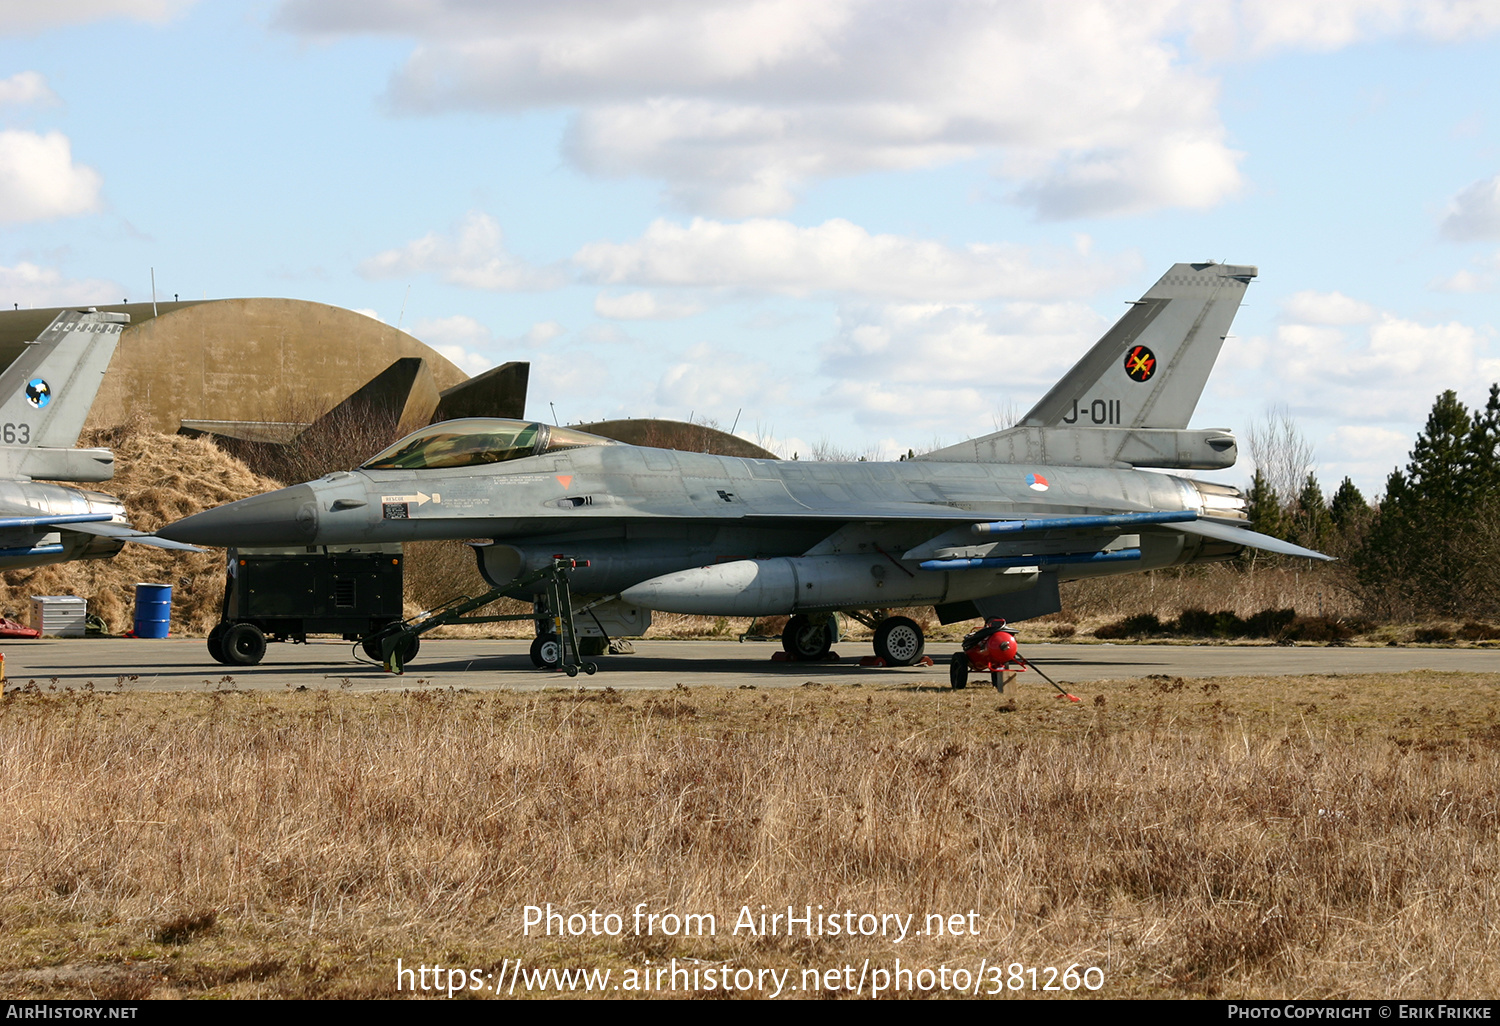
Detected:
left=556, top=475, right=573, bottom=490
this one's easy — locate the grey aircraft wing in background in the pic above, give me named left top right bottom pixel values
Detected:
left=158, top=262, right=1326, bottom=665
left=0, top=309, right=200, bottom=570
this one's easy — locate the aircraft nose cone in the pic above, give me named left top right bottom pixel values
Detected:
left=157, top=484, right=320, bottom=547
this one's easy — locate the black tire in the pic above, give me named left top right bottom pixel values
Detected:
left=530, top=634, right=562, bottom=669
left=362, top=635, right=419, bottom=665
left=583, top=662, right=597, bottom=675
left=206, top=622, right=229, bottom=665
left=781, top=614, right=833, bottom=660
left=949, top=651, right=969, bottom=690
left=222, top=622, right=267, bottom=666
left=873, top=615, right=925, bottom=666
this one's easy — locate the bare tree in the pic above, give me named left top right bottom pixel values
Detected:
left=1246, top=406, right=1316, bottom=502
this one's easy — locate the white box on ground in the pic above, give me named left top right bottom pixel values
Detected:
left=31, top=596, right=86, bottom=638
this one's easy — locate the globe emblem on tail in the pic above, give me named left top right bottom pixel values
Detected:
left=24, top=379, right=50, bottom=409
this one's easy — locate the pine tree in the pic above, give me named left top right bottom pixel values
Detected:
left=1328, top=477, right=1368, bottom=529
left=1473, top=383, right=1500, bottom=497
left=1244, top=470, right=1286, bottom=540
left=1356, top=386, right=1500, bottom=617
left=1327, top=476, right=1371, bottom=555
left=1291, top=473, right=1332, bottom=552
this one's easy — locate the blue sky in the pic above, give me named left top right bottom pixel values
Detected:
left=2, top=1, right=1500, bottom=498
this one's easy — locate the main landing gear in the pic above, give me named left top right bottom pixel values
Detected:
left=777, top=611, right=928, bottom=666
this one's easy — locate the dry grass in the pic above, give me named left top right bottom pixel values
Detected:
left=2, top=670, right=1498, bottom=999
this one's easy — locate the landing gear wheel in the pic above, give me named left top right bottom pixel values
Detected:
left=949, top=651, right=969, bottom=689
left=362, top=635, right=419, bottom=665
left=873, top=615, right=925, bottom=666
left=530, top=634, right=562, bottom=669
left=206, top=622, right=229, bottom=664
left=781, top=614, right=833, bottom=660
left=583, top=662, right=597, bottom=675
left=221, top=622, right=267, bottom=666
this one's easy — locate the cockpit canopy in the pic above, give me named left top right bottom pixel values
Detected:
left=360, top=418, right=616, bottom=471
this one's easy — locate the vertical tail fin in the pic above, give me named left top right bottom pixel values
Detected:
left=0, top=309, right=129, bottom=448
left=1022, top=262, right=1255, bottom=430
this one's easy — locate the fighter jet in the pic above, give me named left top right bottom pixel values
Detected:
left=0, top=309, right=199, bottom=569
left=158, top=262, right=1328, bottom=666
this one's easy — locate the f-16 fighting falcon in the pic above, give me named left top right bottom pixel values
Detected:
left=0, top=309, right=199, bottom=569
left=158, top=262, right=1329, bottom=667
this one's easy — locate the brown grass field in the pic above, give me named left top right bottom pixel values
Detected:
left=1, top=669, right=1497, bottom=1000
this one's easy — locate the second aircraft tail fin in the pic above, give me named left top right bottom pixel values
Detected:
left=0, top=309, right=129, bottom=449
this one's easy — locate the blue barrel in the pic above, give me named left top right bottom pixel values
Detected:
left=133, top=583, right=172, bottom=639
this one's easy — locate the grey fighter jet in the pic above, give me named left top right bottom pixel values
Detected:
left=159, top=262, right=1328, bottom=665
left=0, top=309, right=199, bottom=569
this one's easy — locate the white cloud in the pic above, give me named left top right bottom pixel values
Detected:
left=358, top=211, right=566, bottom=291
left=1228, top=311, right=1494, bottom=425
left=352, top=307, right=385, bottom=322
left=813, top=299, right=1107, bottom=436
left=654, top=342, right=788, bottom=413
left=574, top=218, right=1138, bottom=300
left=593, top=290, right=703, bottom=320
left=1186, top=0, right=1500, bottom=57
left=1279, top=290, right=1379, bottom=324
left=0, top=130, right=102, bottom=223
left=1440, top=174, right=1500, bottom=242
left=1012, top=131, right=1244, bottom=221
left=0, top=72, right=56, bottom=107
left=408, top=314, right=568, bottom=375
left=1431, top=269, right=1492, bottom=293
left=429, top=344, right=495, bottom=377
left=1319, top=424, right=1420, bottom=493
left=277, top=1, right=1251, bottom=218
left=275, top=2, right=1500, bottom=218
left=0, top=262, right=121, bottom=307
left=0, top=1, right=194, bottom=34
left=524, top=320, right=566, bottom=346
left=411, top=313, right=490, bottom=346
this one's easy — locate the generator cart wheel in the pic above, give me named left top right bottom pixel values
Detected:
left=873, top=615, right=925, bottom=666
left=222, top=622, right=267, bottom=666
left=949, top=651, right=969, bottom=690
left=206, top=622, right=230, bottom=664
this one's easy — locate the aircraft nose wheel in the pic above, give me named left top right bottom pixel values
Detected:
left=873, top=615, right=925, bottom=666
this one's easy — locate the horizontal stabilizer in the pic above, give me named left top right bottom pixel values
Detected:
left=62, top=520, right=205, bottom=552
left=1166, top=519, right=1331, bottom=561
